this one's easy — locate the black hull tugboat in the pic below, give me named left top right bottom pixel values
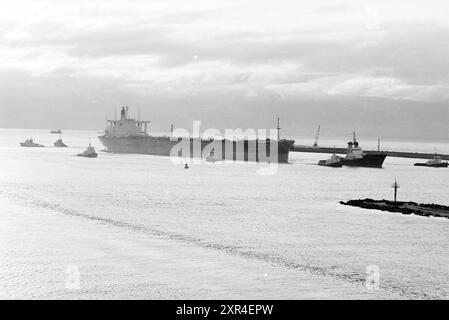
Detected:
left=340, top=133, right=387, bottom=168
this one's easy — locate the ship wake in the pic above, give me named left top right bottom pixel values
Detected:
left=8, top=196, right=434, bottom=300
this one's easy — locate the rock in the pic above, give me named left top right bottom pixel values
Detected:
left=339, top=199, right=449, bottom=220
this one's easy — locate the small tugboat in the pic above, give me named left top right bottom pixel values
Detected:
left=318, top=150, right=342, bottom=167
left=20, top=138, right=44, bottom=147
left=77, top=142, right=97, bottom=158
left=206, top=148, right=219, bottom=163
left=54, top=138, right=68, bottom=148
left=414, top=154, right=448, bottom=168
left=340, top=133, right=387, bottom=168
left=51, top=129, right=62, bottom=134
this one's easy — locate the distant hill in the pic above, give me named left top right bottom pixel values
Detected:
left=0, top=82, right=447, bottom=141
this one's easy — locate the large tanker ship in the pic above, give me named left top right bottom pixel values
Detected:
left=98, top=107, right=295, bottom=163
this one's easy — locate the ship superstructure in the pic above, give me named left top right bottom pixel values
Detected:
left=54, top=138, right=68, bottom=147
left=77, top=142, right=98, bottom=158
left=103, top=106, right=150, bottom=138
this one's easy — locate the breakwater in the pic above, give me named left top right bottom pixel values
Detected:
left=340, top=198, right=449, bottom=219
left=292, top=145, right=449, bottom=160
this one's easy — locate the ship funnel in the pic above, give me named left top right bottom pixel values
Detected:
left=348, top=141, right=353, bottom=151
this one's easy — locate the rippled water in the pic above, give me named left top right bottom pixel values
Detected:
left=0, top=129, right=448, bottom=299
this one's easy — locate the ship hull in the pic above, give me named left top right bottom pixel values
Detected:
left=318, top=160, right=342, bottom=167
left=341, top=153, right=387, bottom=168
left=414, top=163, right=448, bottom=167
left=54, top=142, right=68, bottom=147
left=77, top=153, right=98, bottom=158
left=20, top=143, right=44, bottom=147
left=99, top=136, right=294, bottom=163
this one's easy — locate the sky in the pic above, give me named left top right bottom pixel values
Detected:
left=0, top=0, right=448, bottom=139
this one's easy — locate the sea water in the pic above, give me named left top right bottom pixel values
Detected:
left=0, top=129, right=448, bottom=299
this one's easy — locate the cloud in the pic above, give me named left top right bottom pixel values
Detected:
left=0, top=0, right=448, bottom=134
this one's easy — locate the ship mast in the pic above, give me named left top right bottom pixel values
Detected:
left=391, top=179, right=400, bottom=202
left=276, top=117, right=281, bottom=141
left=313, top=125, right=320, bottom=147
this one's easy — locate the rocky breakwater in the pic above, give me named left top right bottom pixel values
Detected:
left=340, top=199, right=449, bottom=219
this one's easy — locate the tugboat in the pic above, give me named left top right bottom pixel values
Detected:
left=20, top=138, right=44, bottom=147
left=318, top=148, right=342, bottom=167
left=51, top=129, right=62, bottom=134
left=206, top=148, right=219, bottom=162
left=414, top=153, right=448, bottom=168
left=54, top=138, right=68, bottom=147
left=77, top=142, right=97, bottom=158
left=340, top=133, right=387, bottom=168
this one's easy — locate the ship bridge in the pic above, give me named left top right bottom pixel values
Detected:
left=104, top=106, right=150, bottom=138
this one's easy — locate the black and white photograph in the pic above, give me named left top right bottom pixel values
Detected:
left=0, top=0, right=448, bottom=306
